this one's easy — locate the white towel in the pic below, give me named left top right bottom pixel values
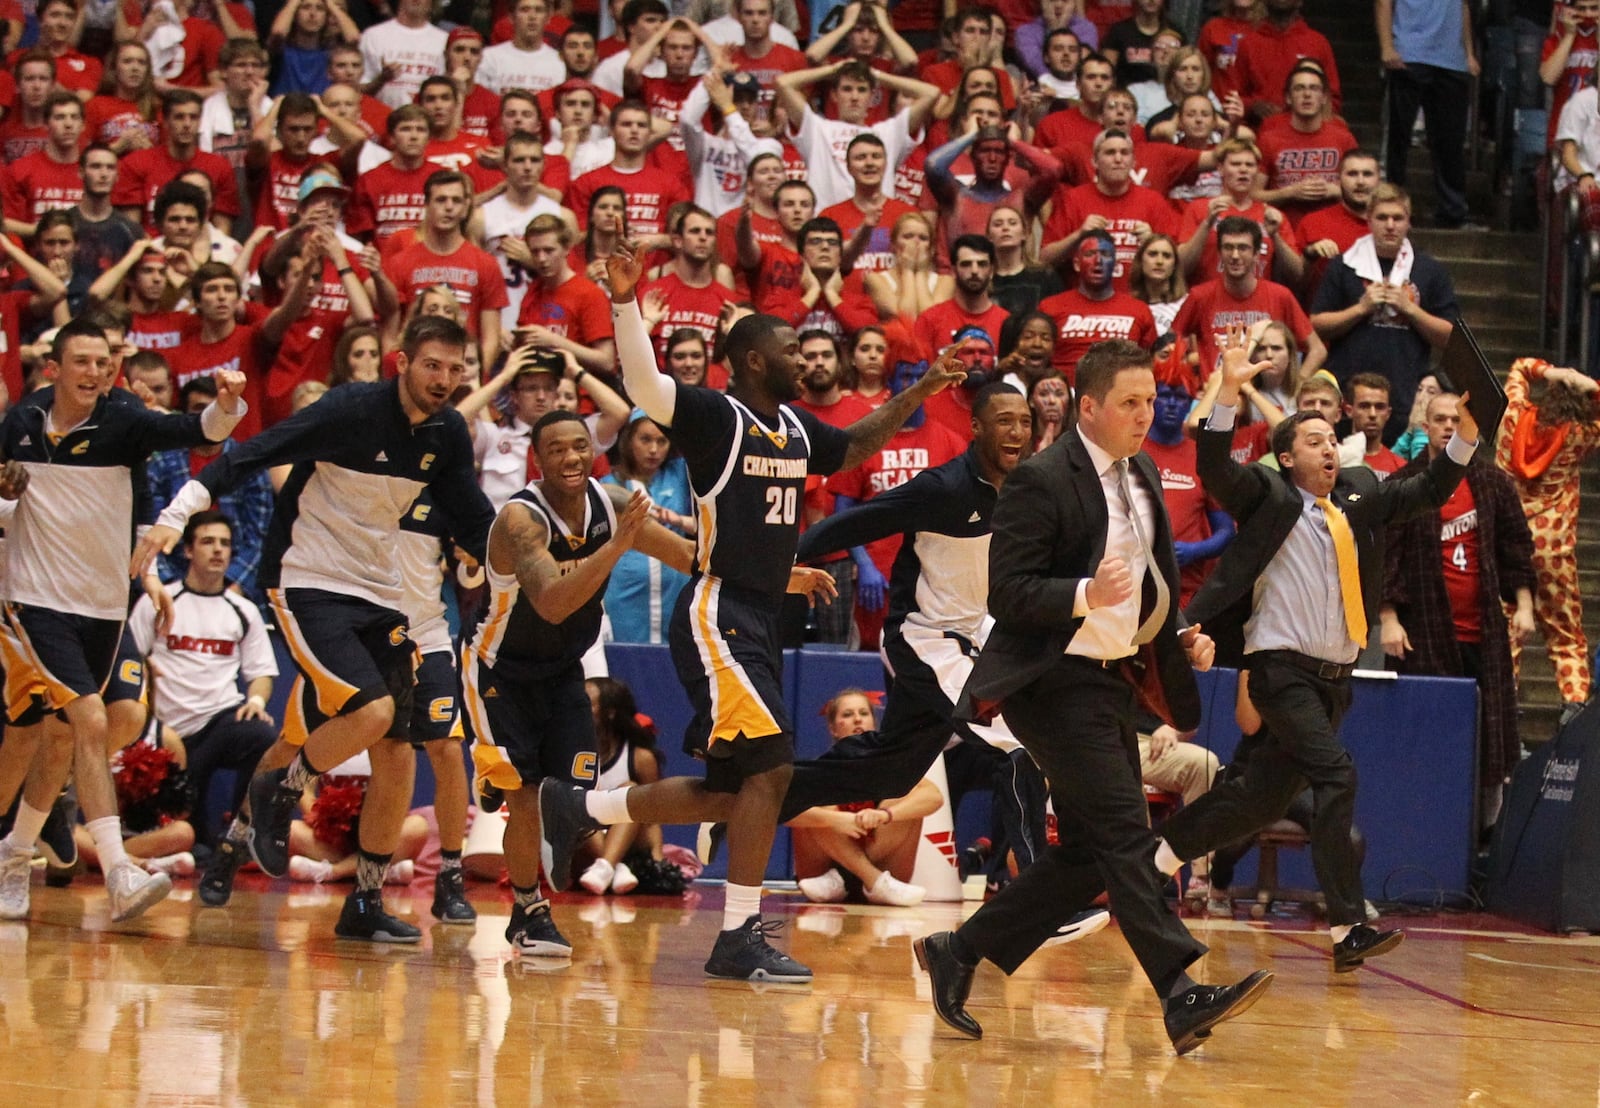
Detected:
left=146, top=0, right=187, bottom=80
left=1342, top=232, right=1415, bottom=324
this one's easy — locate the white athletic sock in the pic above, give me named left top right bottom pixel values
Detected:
left=88, top=816, right=129, bottom=871
left=1153, top=838, right=1183, bottom=877
left=585, top=786, right=632, bottom=826
left=723, top=882, right=761, bottom=931
left=5, top=799, right=49, bottom=852
left=1330, top=924, right=1354, bottom=945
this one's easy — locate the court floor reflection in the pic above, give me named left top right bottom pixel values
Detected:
left=3, top=877, right=1600, bottom=1105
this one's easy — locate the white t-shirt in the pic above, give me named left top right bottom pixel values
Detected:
left=699, top=15, right=800, bottom=49
left=1556, top=87, right=1600, bottom=190
left=360, top=20, right=449, bottom=109
left=679, top=83, right=783, bottom=216
left=792, top=106, right=918, bottom=211
left=129, top=582, right=279, bottom=738
left=480, top=191, right=564, bottom=332
left=550, top=134, right=615, bottom=179
left=477, top=41, right=565, bottom=96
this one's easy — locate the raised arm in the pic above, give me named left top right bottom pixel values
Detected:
left=87, top=237, right=155, bottom=307
left=775, top=62, right=843, bottom=128
left=606, top=244, right=677, bottom=425
left=838, top=348, right=966, bottom=471
left=876, top=69, right=942, bottom=134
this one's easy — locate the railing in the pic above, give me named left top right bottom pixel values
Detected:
left=1546, top=152, right=1600, bottom=367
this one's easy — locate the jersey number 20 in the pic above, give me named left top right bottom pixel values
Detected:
left=764, top=486, right=797, bottom=525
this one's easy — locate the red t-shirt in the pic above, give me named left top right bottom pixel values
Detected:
left=1039, top=287, right=1158, bottom=382
left=1257, top=115, right=1357, bottom=227
left=162, top=18, right=224, bottom=89
left=1143, top=434, right=1220, bottom=607
left=6, top=47, right=101, bottom=93
left=256, top=150, right=314, bottom=232
left=1043, top=183, right=1178, bottom=293
left=1173, top=278, right=1313, bottom=374
left=113, top=146, right=242, bottom=231
left=1229, top=420, right=1270, bottom=465
left=1297, top=201, right=1369, bottom=293
left=425, top=133, right=499, bottom=192
left=641, top=272, right=733, bottom=364
left=130, top=308, right=193, bottom=353
left=462, top=84, right=500, bottom=139
left=923, top=61, right=1018, bottom=111
left=565, top=163, right=691, bottom=236
left=262, top=255, right=370, bottom=428
left=384, top=239, right=510, bottom=336
left=820, top=196, right=916, bottom=274
left=0, top=119, right=47, bottom=164
left=0, top=289, right=32, bottom=400
left=1060, top=140, right=1197, bottom=201
left=84, top=95, right=160, bottom=148
left=727, top=42, right=808, bottom=113
left=913, top=300, right=1009, bottom=361
left=718, top=206, right=784, bottom=299
left=1198, top=15, right=1257, bottom=101
left=1178, top=197, right=1297, bottom=283
left=1438, top=479, right=1481, bottom=642
left=921, top=386, right=981, bottom=443
left=639, top=73, right=697, bottom=180
left=1544, top=28, right=1599, bottom=141
left=1037, top=108, right=1145, bottom=155
left=347, top=159, right=433, bottom=247
left=515, top=271, right=614, bottom=346
left=166, top=318, right=269, bottom=439
left=1234, top=17, right=1341, bottom=116
left=1364, top=444, right=1405, bottom=479
left=825, top=418, right=966, bottom=574
left=4, top=150, right=83, bottom=223
left=752, top=240, right=806, bottom=321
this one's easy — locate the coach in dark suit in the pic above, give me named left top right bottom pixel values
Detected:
left=914, top=339, right=1272, bottom=1057
left=1154, top=327, right=1480, bottom=972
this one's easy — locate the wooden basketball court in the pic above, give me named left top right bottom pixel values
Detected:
left=3, top=875, right=1596, bottom=1105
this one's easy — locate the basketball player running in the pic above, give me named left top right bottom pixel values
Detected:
left=539, top=243, right=964, bottom=983
left=132, top=316, right=495, bottom=942
left=465, top=408, right=700, bottom=959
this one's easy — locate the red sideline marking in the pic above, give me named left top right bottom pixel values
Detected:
left=1272, top=933, right=1600, bottom=1030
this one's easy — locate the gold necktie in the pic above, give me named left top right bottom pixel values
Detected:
left=1315, top=496, right=1367, bottom=644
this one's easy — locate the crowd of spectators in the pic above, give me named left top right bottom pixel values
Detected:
left=0, top=0, right=1594, bottom=908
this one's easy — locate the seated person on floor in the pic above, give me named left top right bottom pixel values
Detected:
left=73, top=731, right=198, bottom=878
left=286, top=751, right=429, bottom=886
left=576, top=677, right=674, bottom=896
left=790, top=688, right=942, bottom=907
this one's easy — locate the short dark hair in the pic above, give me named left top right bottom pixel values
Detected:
left=798, top=216, right=843, bottom=250
left=402, top=313, right=469, bottom=361
left=419, top=74, right=457, bottom=100
left=619, top=0, right=668, bottom=30
left=386, top=103, right=427, bottom=134
left=845, top=132, right=886, bottom=157
left=1078, top=50, right=1114, bottom=74
left=277, top=92, right=318, bottom=123
left=51, top=316, right=112, bottom=365
left=182, top=508, right=233, bottom=549
left=79, top=140, right=115, bottom=169
left=724, top=313, right=786, bottom=382
left=178, top=374, right=219, bottom=410
left=44, top=89, right=80, bottom=118
left=1045, top=27, right=1081, bottom=50
left=162, top=88, right=204, bottom=115
left=797, top=328, right=840, bottom=357
left=504, top=129, right=544, bottom=157
left=1075, top=339, right=1151, bottom=405
left=189, top=260, right=239, bottom=301
left=561, top=25, right=595, bottom=45
left=835, top=59, right=875, bottom=86
left=609, top=98, right=652, bottom=127
left=1270, top=408, right=1334, bottom=461
left=971, top=381, right=1023, bottom=419
left=1345, top=372, right=1392, bottom=401
left=424, top=169, right=472, bottom=201
left=532, top=408, right=590, bottom=449
left=155, top=180, right=209, bottom=224
left=1215, top=214, right=1262, bottom=253
left=951, top=234, right=996, bottom=265
left=775, top=179, right=815, bottom=205
left=124, top=349, right=170, bottom=379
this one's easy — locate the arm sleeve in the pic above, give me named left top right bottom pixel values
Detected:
left=199, top=397, right=248, bottom=442
left=795, top=466, right=947, bottom=561
left=127, top=594, right=156, bottom=656
left=238, top=602, right=280, bottom=683
left=614, top=295, right=676, bottom=424
left=428, top=417, right=497, bottom=562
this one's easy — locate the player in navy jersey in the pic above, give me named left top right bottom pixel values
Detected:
left=465, top=409, right=699, bottom=959
left=539, top=242, right=963, bottom=983
left=132, top=315, right=496, bottom=943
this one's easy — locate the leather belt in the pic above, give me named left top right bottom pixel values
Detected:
left=1254, top=650, right=1356, bottom=681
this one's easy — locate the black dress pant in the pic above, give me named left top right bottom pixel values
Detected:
left=1385, top=63, right=1471, bottom=226
left=954, top=657, right=1205, bottom=996
left=183, top=710, right=279, bottom=846
left=1160, top=658, right=1367, bottom=926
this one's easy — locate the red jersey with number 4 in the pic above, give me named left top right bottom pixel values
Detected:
left=1544, top=27, right=1600, bottom=142
left=1438, top=480, right=1481, bottom=642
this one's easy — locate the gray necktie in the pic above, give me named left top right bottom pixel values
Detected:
left=1116, top=458, right=1171, bottom=646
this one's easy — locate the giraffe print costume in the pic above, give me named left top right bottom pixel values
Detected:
left=1495, top=359, right=1600, bottom=704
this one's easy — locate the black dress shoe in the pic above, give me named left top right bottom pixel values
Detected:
left=1333, top=924, right=1404, bottom=973
left=913, top=932, right=981, bottom=1040
left=1164, top=970, right=1274, bottom=1056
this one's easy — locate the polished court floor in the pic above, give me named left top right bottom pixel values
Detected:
left=3, top=872, right=1598, bottom=1106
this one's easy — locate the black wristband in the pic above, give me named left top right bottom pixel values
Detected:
left=337, top=265, right=353, bottom=275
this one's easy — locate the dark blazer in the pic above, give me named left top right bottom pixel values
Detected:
left=960, top=428, right=1202, bottom=731
left=1186, top=421, right=1469, bottom=636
